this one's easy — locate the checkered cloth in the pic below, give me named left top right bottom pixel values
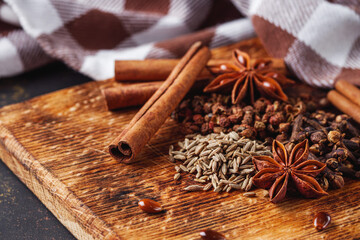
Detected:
left=0, top=0, right=359, bottom=88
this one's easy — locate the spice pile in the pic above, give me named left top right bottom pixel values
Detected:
left=169, top=131, right=271, bottom=192
left=172, top=93, right=360, bottom=194
left=172, top=94, right=315, bottom=139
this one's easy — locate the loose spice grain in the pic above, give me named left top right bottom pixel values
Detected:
left=169, top=131, right=271, bottom=192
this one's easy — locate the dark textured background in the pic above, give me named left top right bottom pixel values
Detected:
left=0, top=62, right=91, bottom=240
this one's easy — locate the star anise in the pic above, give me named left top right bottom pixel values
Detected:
left=204, top=49, right=293, bottom=104
left=252, top=139, right=328, bottom=203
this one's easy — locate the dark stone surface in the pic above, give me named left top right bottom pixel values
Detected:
left=0, top=62, right=92, bottom=240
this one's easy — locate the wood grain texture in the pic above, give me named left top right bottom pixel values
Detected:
left=0, top=38, right=359, bottom=240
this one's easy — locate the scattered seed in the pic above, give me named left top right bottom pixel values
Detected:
left=242, top=155, right=252, bottom=165
left=169, top=145, right=174, bottom=153
left=211, top=176, right=218, bottom=189
left=250, top=141, right=256, bottom=152
left=245, top=177, right=253, bottom=191
left=174, top=173, right=181, bottom=180
left=171, top=151, right=184, bottom=155
left=221, top=163, right=227, bottom=175
left=233, top=159, right=239, bottom=173
left=243, top=192, right=256, bottom=197
left=196, top=164, right=201, bottom=173
left=241, top=176, right=249, bottom=190
left=243, top=141, right=253, bottom=152
left=219, top=153, right=226, bottom=162
left=207, top=143, right=219, bottom=149
left=194, top=179, right=206, bottom=183
left=184, top=138, right=189, bottom=149
left=190, top=166, right=197, bottom=174
left=186, top=140, right=197, bottom=150
left=214, top=185, right=221, bottom=192
left=212, top=154, right=220, bottom=162
left=174, top=154, right=186, bottom=160
left=240, top=168, right=255, bottom=175
left=229, top=183, right=242, bottom=189
left=203, top=183, right=212, bottom=191
left=229, top=131, right=239, bottom=141
left=212, top=160, right=217, bottom=173
left=179, top=165, right=188, bottom=172
left=218, top=170, right=226, bottom=179
left=184, top=185, right=204, bottom=191
left=239, top=164, right=253, bottom=170
left=213, top=174, right=219, bottom=184
left=208, top=147, right=221, bottom=158
left=220, top=140, right=231, bottom=145
left=200, top=176, right=208, bottom=181
left=234, top=175, right=244, bottom=182
left=225, top=150, right=235, bottom=159
left=226, top=143, right=238, bottom=153
left=187, top=157, right=198, bottom=168
left=198, top=150, right=210, bottom=158
left=195, top=144, right=206, bottom=155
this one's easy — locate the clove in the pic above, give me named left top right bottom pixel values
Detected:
left=323, top=167, right=345, bottom=189
left=342, top=139, right=359, bottom=151
left=346, top=120, right=360, bottom=137
left=337, top=165, right=360, bottom=179
left=326, top=158, right=339, bottom=170
left=290, top=114, right=303, bottom=142
left=339, top=142, right=360, bottom=168
left=304, top=117, right=328, bottom=134
left=326, top=147, right=348, bottom=162
left=310, top=131, right=327, bottom=144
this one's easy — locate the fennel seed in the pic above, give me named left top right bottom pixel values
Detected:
left=170, top=131, right=271, bottom=193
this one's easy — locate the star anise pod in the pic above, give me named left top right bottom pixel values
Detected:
left=204, top=49, right=293, bottom=104
left=252, top=139, right=328, bottom=203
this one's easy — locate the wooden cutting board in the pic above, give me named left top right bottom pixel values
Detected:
left=0, top=38, right=359, bottom=240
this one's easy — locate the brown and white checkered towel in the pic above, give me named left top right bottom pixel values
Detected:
left=0, top=0, right=359, bottom=88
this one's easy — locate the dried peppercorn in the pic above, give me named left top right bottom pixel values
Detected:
left=314, top=212, right=331, bottom=231
left=138, top=199, right=163, bottom=213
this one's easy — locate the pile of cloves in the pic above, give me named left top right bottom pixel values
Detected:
left=172, top=93, right=360, bottom=190
left=172, top=94, right=309, bottom=140
left=287, top=112, right=360, bottom=190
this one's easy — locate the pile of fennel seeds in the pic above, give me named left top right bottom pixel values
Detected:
left=169, top=131, right=272, bottom=192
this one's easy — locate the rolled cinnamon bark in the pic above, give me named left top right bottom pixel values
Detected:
left=114, top=59, right=217, bottom=81
left=328, top=90, right=360, bottom=123
left=335, top=80, right=360, bottom=107
left=103, top=79, right=210, bottom=110
left=109, top=42, right=211, bottom=163
left=114, top=58, right=286, bottom=82
left=102, top=82, right=162, bottom=110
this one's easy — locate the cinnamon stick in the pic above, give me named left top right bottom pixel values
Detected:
left=114, top=58, right=287, bottom=82
left=335, top=80, right=360, bottom=107
left=102, top=82, right=162, bottom=110
left=115, top=59, right=213, bottom=82
left=109, top=42, right=211, bottom=163
left=102, top=78, right=210, bottom=110
left=328, top=90, right=360, bottom=123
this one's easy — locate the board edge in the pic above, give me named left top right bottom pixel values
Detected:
left=0, top=123, right=121, bottom=240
